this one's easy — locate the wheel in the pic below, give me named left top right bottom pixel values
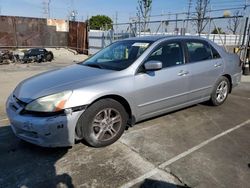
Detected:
left=210, top=76, right=230, bottom=106
left=37, top=55, right=43, bottom=63
left=46, top=52, right=53, bottom=62
left=75, top=99, right=128, bottom=147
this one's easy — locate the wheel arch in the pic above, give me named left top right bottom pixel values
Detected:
left=222, top=74, right=232, bottom=93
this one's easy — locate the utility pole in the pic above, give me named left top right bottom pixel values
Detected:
left=138, top=11, right=141, bottom=36
left=69, top=0, right=77, bottom=21
left=70, top=10, right=77, bottom=21
left=186, top=0, right=192, bottom=33
left=175, top=13, right=178, bottom=34
left=115, top=11, right=118, bottom=32
left=245, top=0, right=250, bottom=17
left=42, top=0, right=51, bottom=19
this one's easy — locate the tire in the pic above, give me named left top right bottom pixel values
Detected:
left=46, top=52, right=53, bottom=62
left=210, top=76, right=230, bottom=106
left=75, top=99, right=128, bottom=147
left=37, top=55, right=43, bottom=63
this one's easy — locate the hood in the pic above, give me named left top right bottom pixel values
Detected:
left=13, top=64, right=115, bottom=102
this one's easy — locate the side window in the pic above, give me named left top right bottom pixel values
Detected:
left=147, top=42, right=184, bottom=68
left=29, top=49, right=37, bottom=56
left=39, top=49, right=45, bottom=53
left=32, top=49, right=40, bottom=55
left=210, top=45, right=221, bottom=59
left=186, top=41, right=212, bottom=63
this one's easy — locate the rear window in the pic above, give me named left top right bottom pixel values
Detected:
left=186, top=42, right=212, bottom=63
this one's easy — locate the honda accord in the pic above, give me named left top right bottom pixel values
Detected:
left=6, top=36, right=242, bottom=147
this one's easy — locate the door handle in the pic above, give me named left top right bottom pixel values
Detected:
left=214, top=63, right=222, bottom=67
left=178, top=70, right=189, bottom=76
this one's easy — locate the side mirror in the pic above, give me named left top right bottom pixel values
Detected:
left=144, top=60, right=162, bottom=71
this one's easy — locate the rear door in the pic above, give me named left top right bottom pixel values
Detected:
left=184, top=40, right=224, bottom=102
left=134, top=40, right=190, bottom=119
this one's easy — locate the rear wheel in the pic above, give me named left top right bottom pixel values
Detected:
left=46, top=52, right=53, bottom=62
left=75, top=99, right=128, bottom=147
left=210, top=76, right=230, bottom=106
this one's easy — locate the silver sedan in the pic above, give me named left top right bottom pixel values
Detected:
left=6, top=36, right=242, bottom=147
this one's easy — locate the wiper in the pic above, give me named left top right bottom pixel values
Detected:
left=84, top=63, right=103, bottom=69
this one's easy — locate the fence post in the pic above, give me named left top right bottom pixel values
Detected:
left=224, top=34, right=226, bottom=46
left=207, top=18, right=211, bottom=39
left=12, top=17, right=18, bottom=48
left=242, top=17, right=249, bottom=46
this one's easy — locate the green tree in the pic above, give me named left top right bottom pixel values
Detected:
left=211, top=27, right=225, bottom=34
left=89, top=15, right=113, bottom=30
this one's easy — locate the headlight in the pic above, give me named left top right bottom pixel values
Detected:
left=25, top=91, right=72, bottom=112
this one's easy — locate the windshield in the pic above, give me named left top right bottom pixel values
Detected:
left=82, top=40, right=152, bottom=71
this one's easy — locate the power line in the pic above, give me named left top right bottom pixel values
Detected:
left=148, top=6, right=246, bottom=18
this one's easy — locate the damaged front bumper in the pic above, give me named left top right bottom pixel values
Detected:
left=6, top=95, right=84, bottom=147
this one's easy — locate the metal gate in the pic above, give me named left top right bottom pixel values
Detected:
left=68, top=21, right=88, bottom=54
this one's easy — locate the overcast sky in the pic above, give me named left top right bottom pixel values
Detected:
left=0, top=0, right=248, bottom=23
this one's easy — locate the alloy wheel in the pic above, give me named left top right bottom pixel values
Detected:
left=91, top=108, right=122, bottom=141
left=216, top=80, right=228, bottom=103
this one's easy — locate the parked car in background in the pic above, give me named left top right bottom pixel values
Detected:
left=0, top=50, right=14, bottom=64
left=12, top=50, right=25, bottom=62
left=22, top=48, right=54, bottom=63
left=6, top=36, right=242, bottom=148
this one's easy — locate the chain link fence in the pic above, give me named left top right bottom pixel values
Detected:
left=89, top=16, right=248, bottom=55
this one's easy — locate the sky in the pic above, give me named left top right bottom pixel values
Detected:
left=0, top=0, right=185, bottom=22
left=0, top=0, right=248, bottom=23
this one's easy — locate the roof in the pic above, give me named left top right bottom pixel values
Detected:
left=124, top=35, right=211, bottom=42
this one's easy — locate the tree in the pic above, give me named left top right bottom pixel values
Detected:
left=193, top=0, right=210, bottom=35
left=211, top=27, right=225, bottom=34
left=227, top=10, right=241, bottom=34
left=137, top=0, right=152, bottom=32
left=89, top=15, right=113, bottom=30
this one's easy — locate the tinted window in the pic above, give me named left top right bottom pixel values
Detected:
left=186, top=42, right=212, bottom=63
left=147, top=42, right=184, bottom=68
left=29, top=49, right=41, bottom=55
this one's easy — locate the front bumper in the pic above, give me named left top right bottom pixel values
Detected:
left=6, top=95, right=84, bottom=147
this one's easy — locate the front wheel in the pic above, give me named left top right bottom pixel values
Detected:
left=75, top=99, right=128, bottom=147
left=210, top=76, right=230, bottom=106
